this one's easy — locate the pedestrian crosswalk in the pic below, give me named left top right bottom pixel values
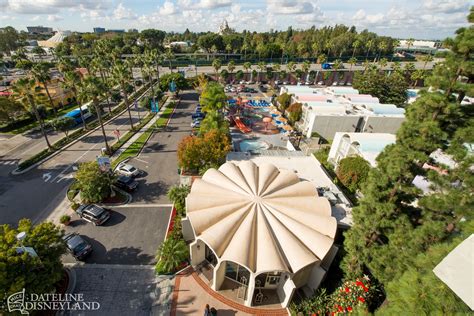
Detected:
left=0, top=160, right=17, bottom=165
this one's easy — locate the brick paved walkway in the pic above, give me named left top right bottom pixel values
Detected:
left=171, top=267, right=288, bottom=316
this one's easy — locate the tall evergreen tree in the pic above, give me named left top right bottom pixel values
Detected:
left=343, top=10, right=473, bottom=313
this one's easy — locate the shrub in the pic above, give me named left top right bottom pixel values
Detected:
left=167, top=185, right=191, bottom=215
left=276, top=93, right=291, bottom=111
left=71, top=202, right=80, bottom=210
left=155, top=236, right=189, bottom=274
left=287, top=102, right=302, bottom=123
left=74, top=161, right=115, bottom=203
left=336, top=156, right=371, bottom=193
left=59, top=215, right=71, bottom=224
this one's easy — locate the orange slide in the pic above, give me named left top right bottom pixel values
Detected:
left=233, top=116, right=252, bottom=133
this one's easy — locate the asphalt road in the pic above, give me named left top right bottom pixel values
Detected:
left=62, top=206, right=171, bottom=265
left=127, top=90, right=198, bottom=205
left=0, top=99, right=148, bottom=226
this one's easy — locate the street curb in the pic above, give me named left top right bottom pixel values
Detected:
left=65, top=267, right=76, bottom=294
left=11, top=82, right=158, bottom=176
left=100, top=187, right=132, bottom=207
left=63, top=262, right=155, bottom=269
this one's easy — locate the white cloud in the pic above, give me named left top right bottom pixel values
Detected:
left=198, top=0, right=232, bottom=9
left=113, top=3, right=137, bottom=20
left=422, top=0, right=469, bottom=13
left=5, top=0, right=103, bottom=14
left=47, top=14, right=63, bottom=22
left=267, top=0, right=316, bottom=15
left=159, top=1, right=177, bottom=15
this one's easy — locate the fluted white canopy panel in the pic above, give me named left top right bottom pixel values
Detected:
left=186, top=161, right=337, bottom=274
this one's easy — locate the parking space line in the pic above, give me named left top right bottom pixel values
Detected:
left=114, top=204, right=173, bottom=208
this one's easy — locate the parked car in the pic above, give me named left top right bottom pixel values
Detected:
left=195, top=107, right=202, bottom=113
left=63, top=233, right=92, bottom=260
left=191, top=120, right=201, bottom=128
left=322, top=63, right=332, bottom=69
left=192, top=112, right=206, bottom=119
left=116, top=163, right=140, bottom=177
left=75, top=204, right=111, bottom=226
left=114, top=175, right=139, bottom=192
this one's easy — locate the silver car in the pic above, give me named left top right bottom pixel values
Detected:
left=116, top=163, right=140, bottom=177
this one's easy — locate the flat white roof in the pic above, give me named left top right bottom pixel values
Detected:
left=433, top=234, right=474, bottom=310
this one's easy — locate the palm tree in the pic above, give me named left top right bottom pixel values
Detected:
left=286, top=61, right=296, bottom=82
left=243, top=62, right=251, bottom=81
left=378, top=58, right=388, bottom=71
left=377, top=42, right=388, bottom=62
left=112, top=61, right=134, bottom=130
left=91, top=57, right=112, bottom=112
left=12, top=78, right=52, bottom=150
left=77, top=76, right=110, bottom=153
left=348, top=57, right=357, bottom=72
left=61, top=71, right=87, bottom=129
left=212, top=58, right=222, bottom=82
left=411, top=69, right=425, bottom=88
left=165, top=49, right=174, bottom=73
left=317, top=54, right=326, bottom=65
left=124, top=58, right=138, bottom=94
left=31, top=62, right=57, bottom=117
left=365, top=40, right=374, bottom=59
left=422, top=54, right=434, bottom=70
left=227, top=60, right=235, bottom=82
left=406, top=38, right=415, bottom=51
left=257, top=61, right=266, bottom=83
left=155, top=236, right=188, bottom=274
left=143, top=63, right=156, bottom=98
left=302, top=60, right=311, bottom=79
left=352, top=40, right=361, bottom=57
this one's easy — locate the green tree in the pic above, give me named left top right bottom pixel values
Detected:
left=112, top=61, right=134, bottom=129
left=159, top=72, right=188, bottom=95
left=287, top=102, right=302, bottom=123
left=61, top=71, right=87, bottom=129
left=0, top=96, right=23, bottom=122
left=200, top=82, right=227, bottom=112
left=257, top=61, right=266, bottom=82
left=342, top=10, right=473, bottom=307
left=0, top=26, right=19, bottom=54
left=77, top=76, right=110, bottom=153
left=212, top=58, right=222, bottom=81
left=31, top=62, right=57, bottom=117
left=12, top=78, right=52, bottom=150
left=51, top=116, right=75, bottom=138
left=167, top=185, right=191, bottom=215
left=199, top=109, right=229, bottom=135
left=155, top=236, right=189, bottom=274
left=75, top=161, right=115, bottom=203
left=0, top=219, right=67, bottom=299
left=276, top=93, right=291, bottom=111
left=227, top=60, right=236, bottom=75
left=348, top=57, right=357, bottom=72
left=336, top=156, right=371, bottom=193
left=243, top=61, right=251, bottom=80
left=352, top=67, right=408, bottom=106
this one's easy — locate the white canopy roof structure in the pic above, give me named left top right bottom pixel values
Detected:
left=186, top=161, right=337, bottom=275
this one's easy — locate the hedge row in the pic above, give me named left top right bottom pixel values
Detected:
left=17, top=81, right=158, bottom=171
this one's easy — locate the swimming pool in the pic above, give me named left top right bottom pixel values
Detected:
left=239, top=140, right=270, bottom=152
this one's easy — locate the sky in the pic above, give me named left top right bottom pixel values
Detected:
left=0, top=0, right=472, bottom=39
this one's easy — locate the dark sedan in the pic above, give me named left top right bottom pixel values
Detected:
left=114, top=175, right=139, bottom=192
left=63, top=233, right=92, bottom=260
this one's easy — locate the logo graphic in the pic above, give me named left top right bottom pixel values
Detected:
left=7, top=289, right=28, bottom=314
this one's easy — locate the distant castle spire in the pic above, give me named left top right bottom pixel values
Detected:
left=218, top=19, right=231, bottom=35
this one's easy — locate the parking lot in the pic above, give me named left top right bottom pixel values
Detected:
left=63, top=206, right=172, bottom=265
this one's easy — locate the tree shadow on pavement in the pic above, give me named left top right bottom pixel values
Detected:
left=133, top=180, right=169, bottom=203
left=103, top=210, right=126, bottom=226
left=81, top=135, right=114, bottom=143
left=105, top=246, right=155, bottom=265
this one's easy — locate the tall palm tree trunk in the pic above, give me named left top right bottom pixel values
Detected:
left=123, top=89, right=133, bottom=129
left=43, top=83, right=57, bottom=117
left=73, top=89, right=87, bottom=130
left=29, top=96, right=52, bottom=150
left=99, top=71, right=112, bottom=112
left=94, top=102, right=110, bottom=153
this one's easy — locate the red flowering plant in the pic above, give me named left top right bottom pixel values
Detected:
left=330, top=275, right=371, bottom=314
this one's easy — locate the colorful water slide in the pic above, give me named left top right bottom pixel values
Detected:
left=233, top=116, right=252, bottom=133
